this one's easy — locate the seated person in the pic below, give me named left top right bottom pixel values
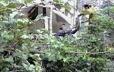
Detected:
left=55, top=24, right=79, bottom=37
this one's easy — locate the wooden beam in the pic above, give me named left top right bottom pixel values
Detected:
left=49, top=6, right=53, bottom=34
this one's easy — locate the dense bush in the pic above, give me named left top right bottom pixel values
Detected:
left=0, top=0, right=42, bottom=72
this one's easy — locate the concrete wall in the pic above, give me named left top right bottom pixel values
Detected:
left=21, top=5, right=70, bottom=33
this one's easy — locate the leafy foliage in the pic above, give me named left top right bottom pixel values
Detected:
left=38, top=26, right=108, bottom=72
left=98, top=6, right=114, bottom=30
left=0, top=0, right=42, bottom=72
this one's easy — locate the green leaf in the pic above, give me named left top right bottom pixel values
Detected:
left=4, top=56, right=14, bottom=63
left=10, top=12, right=19, bottom=19
left=22, top=63, right=29, bottom=70
left=1, top=31, right=14, bottom=40
left=62, top=5, right=71, bottom=10
left=0, top=1, right=8, bottom=6
left=55, top=0, right=62, bottom=3
left=21, top=34, right=31, bottom=39
left=24, top=0, right=32, bottom=3
left=7, top=3, right=22, bottom=8
left=1, top=68, right=9, bottom=72
left=29, top=65, right=35, bottom=71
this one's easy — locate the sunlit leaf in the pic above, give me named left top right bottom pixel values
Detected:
left=24, top=0, right=32, bottom=3
left=6, top=3, right=22, bottom=8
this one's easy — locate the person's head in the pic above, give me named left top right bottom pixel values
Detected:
left=59, top=24, right=66, bottom=30
left=83, top=4, right=91, bottom=9
left=61, top=24, right=65, bottom=27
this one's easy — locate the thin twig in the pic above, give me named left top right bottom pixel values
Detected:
left=68, top=51, right=113, bottom=54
